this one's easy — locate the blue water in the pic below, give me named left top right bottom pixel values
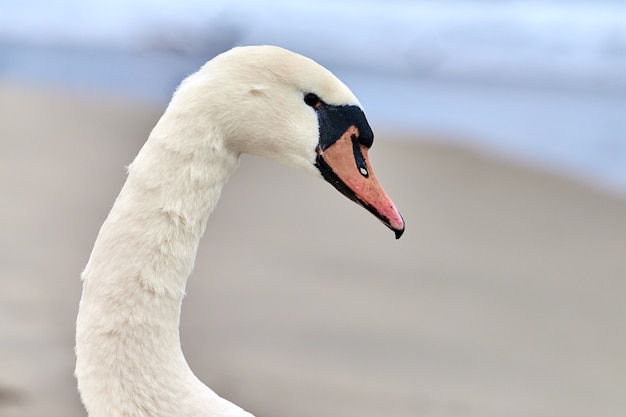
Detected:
left=2, top=0, right=626, bottom=193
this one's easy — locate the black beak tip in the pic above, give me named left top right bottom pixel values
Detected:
left=392, top=213, right=405, bottom=239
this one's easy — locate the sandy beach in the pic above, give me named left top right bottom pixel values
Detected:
left=1, top=81, right=625, bottom=417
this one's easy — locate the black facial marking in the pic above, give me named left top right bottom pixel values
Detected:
left=351, top=134, right=369, bottom=178
left=305, top=95, right=373, bottom=151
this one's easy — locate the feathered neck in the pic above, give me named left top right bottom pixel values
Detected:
left=75, top=98, right=250, bottom=417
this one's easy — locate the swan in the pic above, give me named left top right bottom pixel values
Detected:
left=75, top=45, right=405, bottom=417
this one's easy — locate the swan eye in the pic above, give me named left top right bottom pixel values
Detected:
left=304, top=93, right=322, bottom=109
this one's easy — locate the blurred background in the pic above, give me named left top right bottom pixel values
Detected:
left=1, top=1, right=625, bottom=417
left=2, top=0, right=626, bottom=189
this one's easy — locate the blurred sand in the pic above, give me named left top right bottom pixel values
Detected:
left=1, top=82, right=625, bottom=417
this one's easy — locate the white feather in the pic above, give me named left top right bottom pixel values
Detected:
left=75, top=45, right=360, bottom=417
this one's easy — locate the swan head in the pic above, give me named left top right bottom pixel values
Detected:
left=174, top=45, right=405, bottom=238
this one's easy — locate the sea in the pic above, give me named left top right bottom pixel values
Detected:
left=1, top=0, right=625, bottom=193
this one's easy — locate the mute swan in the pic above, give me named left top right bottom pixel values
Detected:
left=75, top=45, right=404, bottom=417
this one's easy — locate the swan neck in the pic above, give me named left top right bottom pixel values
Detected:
left=75, top=111, right=243, bottom=416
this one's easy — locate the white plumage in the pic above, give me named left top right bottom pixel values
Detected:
left=75, top=45, right=403, bottom=417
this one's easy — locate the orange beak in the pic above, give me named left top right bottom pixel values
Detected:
left=316, top=126, right=405, bottom=239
